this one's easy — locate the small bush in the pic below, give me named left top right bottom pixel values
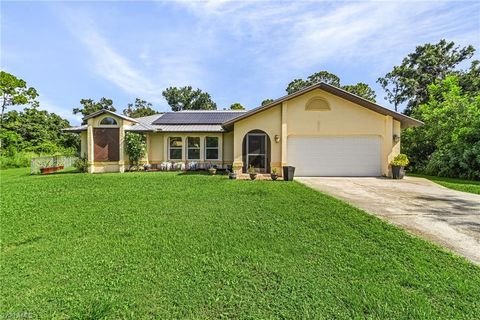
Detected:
left=0, top=152, right=39, bottom=169
left=73, top=156, right=89, bottom=173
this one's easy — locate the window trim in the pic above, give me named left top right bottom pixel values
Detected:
left=205, top=136, right=219, bottom=160
left=168, top=137, right=183, bottom=160
left=186, top=137, right=201, bottom=160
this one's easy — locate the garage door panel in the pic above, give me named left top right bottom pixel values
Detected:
left=287, top=136, right=381, bottom=176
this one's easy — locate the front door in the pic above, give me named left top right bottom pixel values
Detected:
left=246, top=133, right=267, bottom=173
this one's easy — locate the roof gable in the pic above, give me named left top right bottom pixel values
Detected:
left=82, top=109, right=138, bottom=123
left=222, top=83, right=423, bottom=128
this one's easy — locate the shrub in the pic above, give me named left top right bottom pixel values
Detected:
left=0, top=151, right=38, bottom=169
left=73, top=156, right=89, bottom=173
left=125, top=133, right=146, bottom=171
left=391, top=154, right=410, bottom=167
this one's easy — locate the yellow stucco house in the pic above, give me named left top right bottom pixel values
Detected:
left=66, top=83, right=422, bottom=177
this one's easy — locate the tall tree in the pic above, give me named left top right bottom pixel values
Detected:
left=162, top=86, right=217, bottom=111
left=342, top=83, right=377, bottom=103
left=229, top=102, right=245, bottom=110
left=402, top=75, right=480, bottom=179
left=261, top=99, right=274, bottom=106
left=123, top=98, right=157, bottom=118
left=0, top=71, right=38, bottom=126
left=377, top=39, right=475, bottom=115
left=1, top=106, right=79, bottom=155
left=285, top=70, right=376, bottom=102
left=73, top=98, right=116, bottom=117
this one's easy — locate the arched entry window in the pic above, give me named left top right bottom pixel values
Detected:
left=242, top=130, right=271, bottom=173
left=100, top=117, right=118, bottom=125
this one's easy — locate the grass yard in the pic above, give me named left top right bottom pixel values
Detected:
left=1, top=168, right=479, bottom=319
left=409, top=173, right=480, bottom=195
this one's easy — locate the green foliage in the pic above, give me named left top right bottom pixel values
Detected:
left=73, top=97, right=116, bottom=117
left=125, top=132, right=146, bottom=170
left=286, top=70, right=376, bottom=102
left=402, top=76, right=480, bottom=180
left=229, top=102, right=245, bottom=110
left=342, top=83, right=376, bottom=102
left=248, top=164, right=256, bottom=174
left=1, top=106, right=79, bottom=157
left=377, top=40, right=475, bottom=114
left=390, top=154, right=410, bottom=167
left=0, top=71, right=39, bottom=126
left=73, top=155, right=89, bottom=173
left=162, top=86, right=217, bottom=111
left=261, top=99, right=274, bottom=106
left=123, top=98, right=157, bottom=118
left=0, top=151, right=38, bottom=169
left=2, top=169, right=480, bottom=318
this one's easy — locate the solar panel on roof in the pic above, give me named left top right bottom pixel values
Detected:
left=152, top=111, right=245, bottom=125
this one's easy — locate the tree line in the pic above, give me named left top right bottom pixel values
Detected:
left=1, top=39, right=479, bottom=178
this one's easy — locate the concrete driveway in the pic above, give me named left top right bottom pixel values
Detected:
left=297, top=176, right=480, bottom=265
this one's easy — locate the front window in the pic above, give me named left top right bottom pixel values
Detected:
left=187, top=137, right=200, bottom=160
left=169, top=137, right=182, bottom=160
left=205, top=137, right=219, bottom=160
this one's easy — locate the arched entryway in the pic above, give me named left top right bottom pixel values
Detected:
left=242, top=130, right=271, bottom=173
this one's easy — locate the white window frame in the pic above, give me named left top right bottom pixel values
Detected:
left=246, top=133, right=267, bottom=171
left=205, top=136, right=219, bottom=160
left=168, top=137, right=183, bottom=160
left=187, top=137, right=201, bottom=160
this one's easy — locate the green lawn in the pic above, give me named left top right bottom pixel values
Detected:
left=1, top=168, right=479, bottom=319
left=409, top=173, right=480, bottom=195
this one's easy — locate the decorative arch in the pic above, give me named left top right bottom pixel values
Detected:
left=99, top=117, right=118, bottom=125
left=305, top=96, right=331, bottom=111
left=242, top=129, right=271, bottom=173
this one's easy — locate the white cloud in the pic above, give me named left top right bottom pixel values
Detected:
left=56, top=7, right=207, bottom=105
left=171, top=0, right=480, bottom=71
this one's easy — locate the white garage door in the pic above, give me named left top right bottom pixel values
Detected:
left=287, top=136, right=382, bottom=176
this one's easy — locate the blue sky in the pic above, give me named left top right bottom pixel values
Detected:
left=2, top=1, right=479, bottom=125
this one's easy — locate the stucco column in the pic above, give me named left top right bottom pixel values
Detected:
left=232, top=124, right=244, bottom=174
left=281, top=101, right=288, bottom=167
left=383, top=116, right=393, bottom=177
left=87, top=119, right=94, bottom=173
left=118, top=121, right=126, bottom=173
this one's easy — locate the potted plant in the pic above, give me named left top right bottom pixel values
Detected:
left=270, top=168, right=278, bottom=181
left=228, top=171, right=237, bottom=179
left=248, top=165, right=257, bottom=180
left=390, top=154, right=409, bottom=179
left=208, top=163, right=217, bottom=175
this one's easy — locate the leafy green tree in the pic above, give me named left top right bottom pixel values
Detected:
left=1, top=106, right=79, bottom=155
left=73, top=98, right=116, bottom=117
left=307, top=71, right=341, bottom=87
left=162, top=86, right=217, bottom=111
left=123, top=98, right=157, bottom=118
left=0, top=71, right=38, bottom=126
left=377, top=40, right=475, bottom=115
left=125, top=132, right=146, bottom=171
left=286, top=79, right=310, bottom=95
left=285, top=70, right=376, bottom=102
left=261, top=99, right=274, bottom=106
left=458, top=60, right=480, bottom=96
left=286, top=71, right=340, bottom=94
left=229, top=103, right=245, bottom=110
left=342, top=83, right=376, bottom=103
left=402, top=76, right=480, bottom=179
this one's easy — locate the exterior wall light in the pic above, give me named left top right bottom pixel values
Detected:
left=393, top=134, right=400, bottom=143
left=274, top=134, right=280, bottom=143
